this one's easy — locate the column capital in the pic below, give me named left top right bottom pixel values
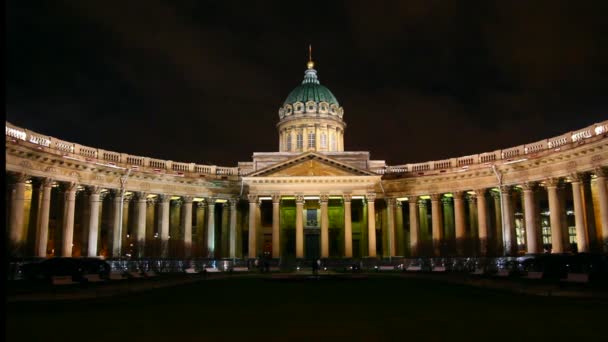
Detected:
left=430, top=193, right=442, bottom=202
left=386, top=197, right=396, bottom=206
left=366, top=193, right=376, bottom=202
left=158, top=194, right=171, bottom=203
left=545, top=177, right=561, bottom=188
left=87, top=186, right=103, bottom=196
left=521, top=182, right=538, bottom=191
left=134, top=191, right=147, bottom=201
left=229, top=198, right=239, bottom=207
left=295, top=195, right=305, bottom=204
left=147, top=196, right=157, bottom=206
left=207, top=197, right=217, bottom=206
left=408, top=195, right=418, bottom=204
left=474, top=188, right=486, bottom=197
left=319, top=194, right=329, bottom=203
left=8, top=172, right=29, bottom=184
left=452, top=191, right=464, bottom=199
left=271, top=194, right=281, bottom=204
left=343, top=194, right=352, bottom=203
left=499, top=185, right=512, bottom=193
left=61, top=181, right=78, bottom=193
left=247, top=194, right=258, bottom=203
left=490, top=190, right=501, bottom=200
left=466, top=193, right=477, bottom=203
left=39, top=177, right=54, bottom=188
left=182, top=195, right=193, bottom=204
left=594, top=167, right=607, bottom=178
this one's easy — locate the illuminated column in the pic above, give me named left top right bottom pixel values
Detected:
left=430, top=194, right=443, bottom=256
left=207, top=197, right=216, bottom=258
left=320, top=195, right=329, bottom=258
left=386, top=197, right=396, bottom=257
left=453, top=191, right=466, bottom=255
left=134, top=192, right=147, bottom=258
left=295, top=195, right=304, bottom=258
left=491, top=191, right=504, bottom=255
left=546, top=178, right=564, bottom=253
left=111, top=190, right=121, bottom=257
left=61, top=182, right=77, bottom=257
left=247, top=194, right=257, bottom=258
left=395, top=200, right=404, bottom=256
left=367, top=193, right=377, bottom=258
left=87, top=186, right=102, bottom=257
left=8, top=173, right=28, bottom=254
left=522, top=182, right=541, bottom=254
left=409, top=196, right=420, bottom=256
left=475, top=189, right=489, bottom=256
left=344, top=195, right=352, bottom=258
left=182, top=196, right=193, bottom=258
left=35, top=178, right=53, bottom=257
left=158, top=194, right=170, bottom=257
left=570, top=174, right=589, bottom=252
left=229, top=198, right=238, bottom=259
left=595, top=168, right=608, bottom=251
left=501, top=186, right=516, bottom=255
left=272, top=195, right=281, bottom=258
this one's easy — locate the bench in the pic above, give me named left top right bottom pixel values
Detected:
left=470, top=268, right=484, bottom=275
left=495, top=269, right=511, bottom=277
left=83, top=274, right=104, bottom=282
left=522, top=272, right=543, bottom=280
left=379, top=266, right=395, bottom=271
left=561, top=273, right=589, bottom=284
left=405, top=266, right=422, bottom=272
left=109, top=272, right=125, bottom=280
left=128, top=271, right=143, bottom=278
left=432, top=266, right=446, bottom=272
left=52, top=276, right=77, bottom=285
left=232, top=267, right=249, bottom=272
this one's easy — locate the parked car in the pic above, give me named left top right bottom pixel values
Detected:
left=20, top=257, right=111, bottom=283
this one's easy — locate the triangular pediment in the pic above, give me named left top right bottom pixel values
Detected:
left=248, top=152, right=375, bottom=177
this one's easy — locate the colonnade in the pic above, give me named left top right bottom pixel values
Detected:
left=7, top=170, right=608, bottom=259
left=6, top=172, right=238, bottom=259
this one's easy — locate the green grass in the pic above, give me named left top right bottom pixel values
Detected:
left=6, top=276, right=606, bottom=341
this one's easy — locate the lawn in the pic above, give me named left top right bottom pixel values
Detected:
left=6, top=276, right=605, bottom=341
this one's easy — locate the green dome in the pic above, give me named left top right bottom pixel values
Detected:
left=283, top=69, right=339, bottom=106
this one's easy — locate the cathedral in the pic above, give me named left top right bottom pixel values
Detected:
left=5, top=56, right=608, bottom=262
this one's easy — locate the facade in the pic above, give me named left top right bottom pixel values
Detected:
left=5, top=59, right=608, bottom=261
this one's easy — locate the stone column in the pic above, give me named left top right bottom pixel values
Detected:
left=522, top=182, right=541, bottom=254
left=570, top=174, right=589, bottom=252
left=229, top=198, right=238, bottom=259
left=320, top=195, right=330, bottom=258
left=9, top=173, right=28, bottom=254
left=295, top=195, right=304, bottom=258
left=595, top=168, right=608, bottom=251
left=453, top=191, right=466, bottom=255
left=409, top=196, right=419, bottom=256
left=343, top=194, right=352, bottom=258
left=395, top=200, right=404, bottom=256
left=36, top=178, right=53, bottom=257
left=87, top=186, right=102, bottom=257
left=386, top=197, right=396, bottom=257
left=430, top=194, right=443, bottom=256
left=501, top=186, right=516, bottom=255
left=546, top=178, right=564, bottom=253
left=134, top=192, right=147, bottom=258
left=271, top=194, right=280, bottom=258
left=367, top=193, right=377, bottom=258
left=111, top=190, right=122, bottom=257
left=490, top=190, right=503, bottom=255
left=474, top=189, right=489, bottom=256
left=61, top=182, right=77, bottom=257
left=207, top=197, right=216, bottom=258
left=181, top=196, right=193, bottom=258
left=158, top=195, right=171, bottom=257
left=247, top=194, right=257, bottom=258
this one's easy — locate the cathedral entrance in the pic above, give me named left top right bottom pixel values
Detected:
left=305, top=234, right=320, bottom=260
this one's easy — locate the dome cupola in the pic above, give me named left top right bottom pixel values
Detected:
left=277, top=47, right=346, bottom=153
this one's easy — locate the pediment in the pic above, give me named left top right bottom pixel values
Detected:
left=248, top=152, right=375, bottom=177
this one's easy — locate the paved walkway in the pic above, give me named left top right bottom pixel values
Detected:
left=6, top=271, right=608, bottom=303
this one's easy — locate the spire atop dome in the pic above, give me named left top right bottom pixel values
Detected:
left=302, top=45, right=319, bottom=85
left=307, top=44, right=314, bottom=70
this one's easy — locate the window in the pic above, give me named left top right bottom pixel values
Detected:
left=308, top=131, right=315, bottom=148
left=321, top=133, right=327, bottom=148
left=296, top=133, right=303, bottom=149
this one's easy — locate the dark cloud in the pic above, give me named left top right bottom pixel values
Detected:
left=6, top=0, right=608, bottom=166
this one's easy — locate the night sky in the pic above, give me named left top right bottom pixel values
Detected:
left=6, top=1, right=608, bottom=167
